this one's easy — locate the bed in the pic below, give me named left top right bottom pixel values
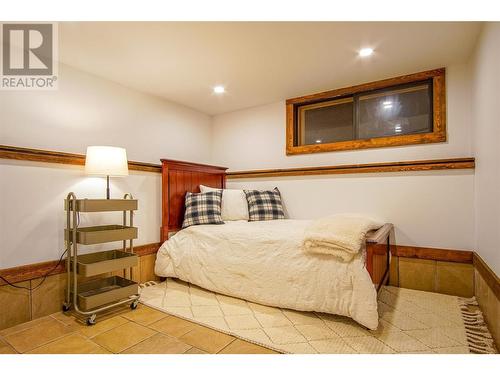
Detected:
left=154, top=159, right=392, bottom=329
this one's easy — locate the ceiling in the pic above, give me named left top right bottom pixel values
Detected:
left=59, top=22, right=482, bottom=115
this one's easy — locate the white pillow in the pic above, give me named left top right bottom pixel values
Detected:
left=200, top=185, right=249, bottom=221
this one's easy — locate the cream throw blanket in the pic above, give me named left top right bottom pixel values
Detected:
left=303, top=215, right=383, bottom=262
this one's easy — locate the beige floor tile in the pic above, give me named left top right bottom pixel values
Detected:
left=218, top=339, right=277, bottom=354
left=0, top=346, right=17, bottom=354
left=344, top=336, right=395, bottom=354
left=149, top=315, right=198, bottom=337
left=192, top=305, right=223, bottom=318
left=179, top=326, right=235, bottom=354
left=91, top=321, right=156, bottom=353
left=225, top=315, right=261, bottom=330
left=121, top=305, right=166, bottom=325
left=27, top=333, right=110, bottom=354
left=282, top=310, right=322, bottom=325
left=376, top=330, right=429, bottom=352
left=323, top=320, right=370, bottom=337
left=0, top=337, right=17, bottom=354
left=79, top=316, right=129, bottom=338
left=0, top=316, right=53, bottom=337
left=295, top=324, right=339, bottom=340
left=50, top=312, right=84, bottom=328
left=121, top=333, right=191, bottom=354
left=31, top=274, right=66, bottom=320
left=254, top=312, right=293, bottom=327
left=263, top=326, right=307, bottom=345
left=405, top=328, right=462, bottom=349
left=3, top=316, right=78, bottom=353
left=185, top=347, right=207, bottom=354
left=0, top=282, right=31, bottom=331
left=309, top=338, right=357, bottom=354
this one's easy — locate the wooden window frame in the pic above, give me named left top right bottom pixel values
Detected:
left=286, top=68, right=446, bottom=155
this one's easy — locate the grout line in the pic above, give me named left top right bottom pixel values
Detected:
left=216, top=337, right=237, bottom=354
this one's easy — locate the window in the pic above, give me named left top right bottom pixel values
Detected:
left=286, top=68, right=446, bottom=155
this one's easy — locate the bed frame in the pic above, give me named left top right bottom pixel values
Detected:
left=160, top=158, right=392, bottom=291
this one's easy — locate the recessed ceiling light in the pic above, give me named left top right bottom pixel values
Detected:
left=315, top=139, right=322, bottom=143
left=213, top=85, right=225, bottom=94
left=359, top=48, right=374, bottom=57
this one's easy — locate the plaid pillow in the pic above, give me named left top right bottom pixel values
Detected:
left=244, top=187, right=285, bottom=221
left=182, top=190, right=224, bottom=228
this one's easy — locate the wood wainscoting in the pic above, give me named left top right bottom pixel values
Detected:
left=0, top=145, right=161, bottom=173
left=0, top=243, right=161, bottom=330
left=227, top=158, right=475, bottom=179
left=473, top=253, right=500, bottom=346
left=1, top=145, right=474, bottom=179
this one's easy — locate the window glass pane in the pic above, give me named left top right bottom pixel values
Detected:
left=357, top=82, right=432, bottom=139
left=297, top=98, right=354, bottom=145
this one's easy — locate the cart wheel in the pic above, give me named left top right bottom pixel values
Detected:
left=130, top=300, right=139, bottom=310
left=62, top=303, right=71, bottom=312
left=86, top=314, right=97, bottom=326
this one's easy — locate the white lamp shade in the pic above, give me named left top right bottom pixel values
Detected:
left=85, top=146, right=129, bottom=177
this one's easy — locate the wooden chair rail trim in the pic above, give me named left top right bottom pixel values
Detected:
left=1, top=145, right=474, bottom=179
left=392, top=245, right=474, bottom=263
left=227, top=158, right=475, bottom=179
left=0, top=242, right=161, bottom=286
left=473, top=252, right=500, bottom=300
left=0, top=145, right=162, bottom=173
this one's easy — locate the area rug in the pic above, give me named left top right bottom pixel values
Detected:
left=139, top=279, right=496, bottom=354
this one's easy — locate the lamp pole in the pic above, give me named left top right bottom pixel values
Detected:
left=106, top=175, right=110, bottom=199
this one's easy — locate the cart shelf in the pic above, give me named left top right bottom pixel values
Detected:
left=65, top=225, right=137, bottom=245
left=64, top=193, right=140, bottom=325
left=74, top=276, right=138, bottom=310
left=65, top=198, right=138, bottom=212
left=70, top=249, right=138, bottom=277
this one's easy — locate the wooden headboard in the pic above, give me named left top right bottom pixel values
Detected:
left=161, top=159, right=228, bottom=242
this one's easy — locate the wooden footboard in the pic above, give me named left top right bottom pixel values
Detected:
left=366, top=223, right=393, bottom=291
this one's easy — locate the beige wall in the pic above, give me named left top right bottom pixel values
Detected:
left=470, top=23, right=500, bottom=275
left=212, top=63, right=475, bottom=251
left=0, top=64, right=212, bottom=269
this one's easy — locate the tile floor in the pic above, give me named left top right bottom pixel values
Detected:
left=0, top=304, right=277, bottom=354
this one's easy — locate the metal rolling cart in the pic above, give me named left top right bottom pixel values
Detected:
left=63, top=193, right=140, bottom=325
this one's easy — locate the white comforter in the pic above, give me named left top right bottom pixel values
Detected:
left=154, top=219, right=379, bottom=329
